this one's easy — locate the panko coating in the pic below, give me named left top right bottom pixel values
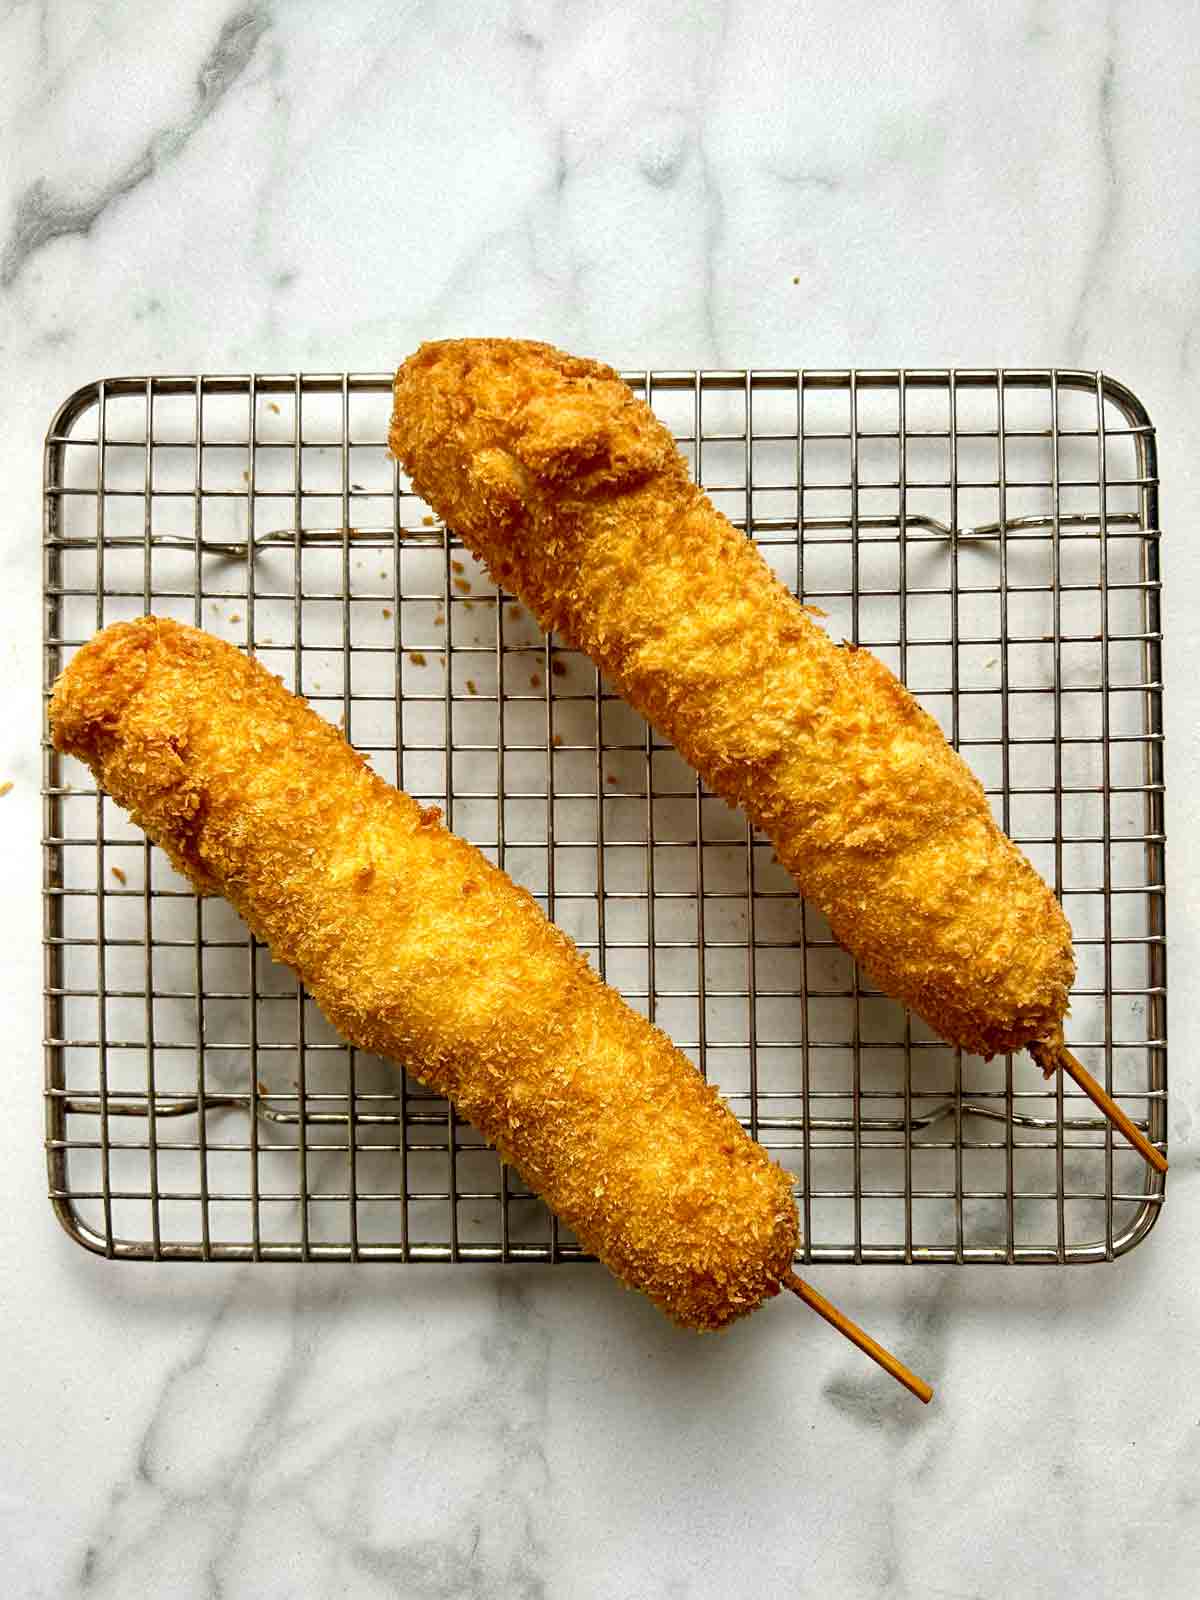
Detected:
left=50, top=617, right=799, bottom=1330
left=390, top=339, right=1075, bottom=1062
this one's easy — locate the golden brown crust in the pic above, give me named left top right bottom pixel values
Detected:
left=390, top=338, right=1074, bottom=1059
left=50, top=617, right=798, bottom=1329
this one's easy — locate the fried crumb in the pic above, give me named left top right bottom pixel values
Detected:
left=0, top=781, right=11, bottom=799
left=257, top=1080, right=270, bottom=1096
left=382, top=607, right=392, bottom=619
left=229, top=612, right=241, bottom=623
left=409, top=651, right=427, bottom=667
left=552, top=733, right=563, bottom=747
left=551, top=658, right=566, bottom=677
left=800, top=603, right=828, bottom=618
left=507, top=604, right=522, bottom=619
left=466, top=678, right=477, bottom=695
left=267, top=401, right=281, bottom=415
left=434, top=613, right=445, bottom=627
left=451, top=559, right=465, bottom=574
left=792, top=275, right=799, bottom=284
left=423, top=515, right=436, bottom=527
left=241, top=469, right=249, bottom=483
left=984, top=657, right=998, bottom=670
left=606, top=772, right=618, bottom=785
left=530, top=672, right=542, bottom=689
left=111, top=865, right=127, bottom=885
left=454, top=577, right=471, bottom=594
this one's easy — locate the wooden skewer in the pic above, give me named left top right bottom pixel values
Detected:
left=781, top=1270, right=933, bottom=1404
left=1057, top=1046, right=1167, bottom=1175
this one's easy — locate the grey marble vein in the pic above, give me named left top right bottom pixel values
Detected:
left=1065, top=5, right=1120, bottom=361
left=65, top=1270, right=550, bottom=1599
left=0, top=4, right=268, bottom=289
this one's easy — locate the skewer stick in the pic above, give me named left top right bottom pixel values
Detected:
left=1056, top=1046, right=1167, bottom=1175
left=781, top=1270, right=933, bottom=1404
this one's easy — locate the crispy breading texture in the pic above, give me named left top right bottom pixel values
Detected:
left=389, top=338, right=1075, bottom=1060
left=50, top=617, right=798, bottom=1330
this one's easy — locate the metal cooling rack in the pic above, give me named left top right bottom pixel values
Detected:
left=42, top=367, right=1166, bottom=1266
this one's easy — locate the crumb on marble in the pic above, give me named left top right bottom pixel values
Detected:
left=111, top=865, right=127, bottom=885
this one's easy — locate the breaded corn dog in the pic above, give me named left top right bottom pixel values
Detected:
left=50, top=617, right=798, bottom=1330
left=389, top=339, right=1075, bottom=1062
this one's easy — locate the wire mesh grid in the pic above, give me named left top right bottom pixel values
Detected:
left=42, top=366, right=1166, bottom=1266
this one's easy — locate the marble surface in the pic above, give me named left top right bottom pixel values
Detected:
left=2, top=3, right=1199, bottom=1596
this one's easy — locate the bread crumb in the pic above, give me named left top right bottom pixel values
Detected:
left=454, top=577, right=471, bottom=595
left=241, top=469, right=249, bottom=483
left=606, top=772, right=618, bottom=785
left=552, top=734, right=563, bottom=747
left=229, top=612, right=241, bottom=623
left=423, top=515, right=436, bottom=527
left=451, top=559, right=465, bottom=574
left=111, top=865, right=127, bottom=885
left=0, top=781, right=11, bottom=799
left=800, top=603, right=828, bottom=618
left=382, top=607, right=392, bottom=619
left=267, top=401, right=281, bottom=415
left=466, top=678, right=477, bottom=695
left=530, top=672, right=542, bottom=689
left=434, top=613, right=445, bottom=626
left=409, top=651, right=427, bottom=667
left=507, top=604, right=522, bottom=619
left=551, top=658, right=566, bottom=677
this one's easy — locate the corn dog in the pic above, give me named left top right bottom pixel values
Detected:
left=389, top=339, right=1075, bottom=1063
left=49, top=617, right=798, bottom=1331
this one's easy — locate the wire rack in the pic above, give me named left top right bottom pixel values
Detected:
left=41, top=367, right=1166, bottom=1267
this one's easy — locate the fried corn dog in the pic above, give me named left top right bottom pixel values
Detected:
left=390, top=339, right=1075, bottom=1062
left=50, top=617, right=798, bottom=1330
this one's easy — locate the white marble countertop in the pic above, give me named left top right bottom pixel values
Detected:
left=2, top=4, right=1198, bottom=1596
